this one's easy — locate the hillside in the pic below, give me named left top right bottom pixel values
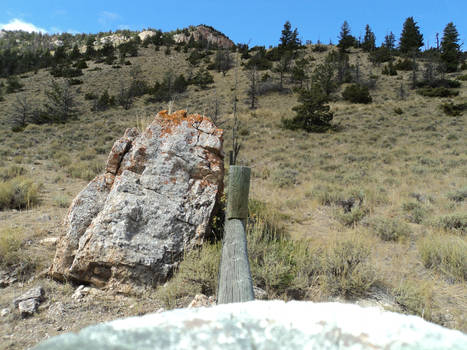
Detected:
left=0, top=25, right=466, bottom=349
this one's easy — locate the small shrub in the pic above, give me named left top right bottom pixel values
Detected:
left=394, top=58, right=414, bottom=71
left=417, top=87, right=459, bottom=98
left=382, top=63, right=397, bottom=76
left=441, top=102, right=466, bottom=116
left=53, top=194, right=70, bottom=208
left=271, top=168, right=299, bottom=187
left=0, top=227, right=24, bottom=267
left=155, top=242, right=221, bottom=308
left=74, top=60, right=88, bottom=69
left=336, top=206, right=368, bottom=227
left=416, top=79, right=461, bottom=89
left=84, top=92, right=98, bottom=100
left=323, top=238, right=375, bottom=297
left=367, top=216, right=411, bottom=241
left=393, top=280, right=434, bottom=320
left=447, top=187, right=467, bottom=202
left=342, top=84, right=372, bottom=104
left=394, top=107, right=403, bottom=115
left=457, top=74, right=467, bottom=81
left=0, top=165, right=27, bottom=181
left=0, top=177, right=40, bottom=210
left=191, top=68, right=214, bottom=89
left=50, top=65, right=83, bottom=78
left=5, top=75, right=23, bottom=93
left=66, top=160, right=102, bottom=181
left=418, top=234, right=467, bottom=282
left=435, top=213, right=467, bottom=235
left=68, top=78, right=83, bottom=85
left=402, top=202, right=429, bottom=224
left=312, top=44, right=328, bottom=52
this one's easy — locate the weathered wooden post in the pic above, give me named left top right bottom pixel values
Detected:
left=217, top=165, right=255, bottom=304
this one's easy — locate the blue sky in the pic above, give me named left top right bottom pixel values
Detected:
left=1, top=1, right=465, bottom=48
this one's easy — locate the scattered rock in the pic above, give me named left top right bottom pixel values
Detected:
left=39, top=237, right=59, bottom=245
left=50, top=111, right=224, bottom=292
left=13, top=286, right=45, bottom=316
left=32, top=301, right=467, bottom=350
left=48, top=302, right=65, bottom=318
left=13, top=286, right=45, bottom=307
left=18, top=299, right=39, bottom=316
left=0, top=271, right=18, bottom=288
left=39, top=214, right=51, bottom=222
left=1, top=308, right=10, bottom=317
left=188, top=294, right=216, bottom=308
left=71, top=285, right=91, bottom=300
left=253, top=286, right=268, bottom=300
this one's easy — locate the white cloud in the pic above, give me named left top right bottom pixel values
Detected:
left=0, top=18, right=47, bottom=33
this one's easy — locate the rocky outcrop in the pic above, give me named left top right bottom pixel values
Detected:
left=138, top=30, right=157, bottom=41
left=50, top=110, right=224, bottom=292
left=174, top=25, right=234, bottom=49
left=32, top=301, right=467, bottom=350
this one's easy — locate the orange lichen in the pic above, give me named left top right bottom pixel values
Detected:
left=157, top=110, right=221, bottom=138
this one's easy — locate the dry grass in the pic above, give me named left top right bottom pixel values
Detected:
left=0, top=42, right=466, bottom=339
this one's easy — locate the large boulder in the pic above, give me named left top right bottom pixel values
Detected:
left=32, top=301, right=467, bottom=350
left=50, top=110, right=224, bottom=292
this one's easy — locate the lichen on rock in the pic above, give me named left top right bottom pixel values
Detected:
left=50, top=110, right=224, bottom=292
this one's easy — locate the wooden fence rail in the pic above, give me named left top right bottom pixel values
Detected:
left=217, top=166, right=254, bottom=304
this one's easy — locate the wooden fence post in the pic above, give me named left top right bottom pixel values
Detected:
left=217, top=166, right=254, bottom=304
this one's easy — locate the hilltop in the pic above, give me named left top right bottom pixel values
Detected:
left=0, top=23, right=466, bottom=349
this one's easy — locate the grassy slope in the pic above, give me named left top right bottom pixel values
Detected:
left=0, top=43, right=466, bottom=348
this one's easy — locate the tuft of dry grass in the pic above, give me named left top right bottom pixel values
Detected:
left=0, top=226, right=24, bottom=267
left=0, top=176, right=41, bottom=210
left=418, top=233, right=467, bottom=283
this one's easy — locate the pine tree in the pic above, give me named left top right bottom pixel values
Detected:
left=399, top=17, right=423, bottom=54
left=337, top=21, right=356, bottom=52
left=384, top=32, right=396, bottom=51
left=279, top=21, right=300, bottom=52
left=283, top=85, right=334, bottom=133
left=440, top=22, right=461, bottom=72
left=69, top=44, right=81, bottom=61
left=362, top=24, right=376, bottom=52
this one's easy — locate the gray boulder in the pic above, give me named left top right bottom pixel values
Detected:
left=32, top=300, right=467, bottom=350
left=13, top=286, right=45, bottom=317
left=50, top=110, right=224, bottom=292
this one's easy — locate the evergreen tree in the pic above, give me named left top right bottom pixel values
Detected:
left=69, top=44, right=81, bottom=61
left=44, top=80, right=76, bottom=122
left=279, top=21, right=301, bottom=52
left=337, top=21, right=356, bottom=52
left=440, top=22, right=461, bottom=72
left=362, top=24, right=376, bottom=52
left=85, top=36, right=96, bottom=59
left=384, top=32, right=396, bottom=51
left=399, top=17, right=424, bottom=54
left=273, top=51, right=292, bottom=90
left=312, top=61, right=336, bottom=97
left=283, top=85, right=334, bottom=132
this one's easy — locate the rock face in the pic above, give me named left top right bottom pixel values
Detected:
left=173, top=25, right=234, bottom=48
left=32, top=301, right=467, bottom=350
left=50, top=110, right=224, bottom=291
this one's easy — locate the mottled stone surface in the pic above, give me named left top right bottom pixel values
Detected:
left=50, top=110, right=224, bottom=292
left=33, top=301, right=467, bottom=350
left=13, top=286, right=45, bottom=307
